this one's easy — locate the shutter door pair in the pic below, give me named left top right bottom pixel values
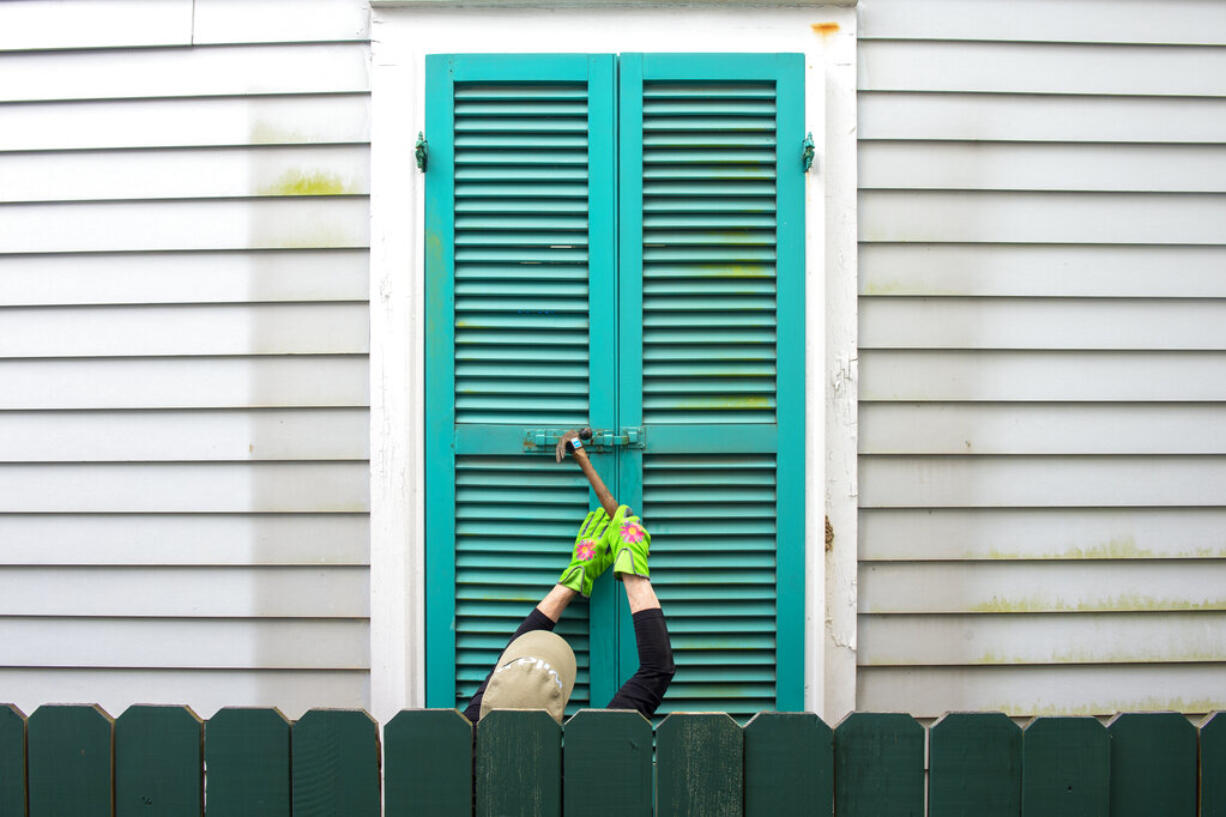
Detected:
left=425, top=53, right=804, bottom=718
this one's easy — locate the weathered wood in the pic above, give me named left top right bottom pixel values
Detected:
left=476, top=710, right=560, bottom=817
left=204, top=707, right=291, bottom=817
left=291, top=709, right=380, bottom=817
left=563, top=710, right=652, bottom=817
left=1203, top=712, right=1226, bottom=817
left=929, top=712, right=1021, bottom=817
left=834, top=712, right=924, bottom=817
left=743, top=712, right=832, bottom=817
left=657, top=713, right=744, bottom=817
left=115, top=705, right=201, bottom=817
left=0, top=704, right=26, bottom=817
left=384, top=709, right=472, bottom=817
left=27, top=704, right=114, bottom=817
left=1108, top=712, right=1197, bottom=817
left=1022, top=717, right=1108, bottom=817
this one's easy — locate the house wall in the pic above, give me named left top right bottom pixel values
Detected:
left=0, top=0, right=372, bottom=718
left=855, top=0, right=1226, bottom=716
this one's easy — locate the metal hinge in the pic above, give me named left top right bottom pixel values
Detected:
left=523, top=427, right=645, bottom=453
left=415, top=132, right=428, bottom=172
left=801, top=132, right=815, bottom=173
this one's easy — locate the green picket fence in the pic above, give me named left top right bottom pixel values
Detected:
left=1, top=704, right=1223, bottom=816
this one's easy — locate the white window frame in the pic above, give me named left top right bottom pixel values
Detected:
left=366, top=0, right=860, bottom=723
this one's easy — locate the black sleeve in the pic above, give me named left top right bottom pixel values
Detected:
left=604, top=607, right=676, bottom=718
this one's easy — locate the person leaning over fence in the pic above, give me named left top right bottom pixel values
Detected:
left=463, top=428, right=676, bottom=724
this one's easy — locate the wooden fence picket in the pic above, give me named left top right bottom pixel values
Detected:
left=929, top=712, right=1021, bottom=817
left=476, top=709, right=561, bottom=817
left=1021, top=717, right=1108, bottom=817
left=743, top=712, right=832, bottom=817
left=27, top=704, right=113, bottom=817
left=0, top=705, right=27, bottom=817
left=1107, top=712, right=1197, bottom=817
left=384, top=709, right=472, bottom=817
left=115, top=705, right=202, bottom=817
left=563, top=710, right=652, bottom=817
left=656, top=713, right=743, bottom=817
left=834, top=713, right=924, bottom=817
left=1203, top=712, right=1226, bottom=817
left=204, top=707, right=291, bottom=817
left=291, top=709, right=380, bottom=817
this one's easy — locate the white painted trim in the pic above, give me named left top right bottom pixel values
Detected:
left=368, top=3, right=858, bottom=720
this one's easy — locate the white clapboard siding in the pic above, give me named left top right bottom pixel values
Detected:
left=0, top=303, right=369, bottom=358
left=858, top=4, right=1226, bottom=716
left=0, top=567, right=369, bottom=617
left=0, top=669, right=365, bottom=721
left=0, top=250, right=369, bottom=306
left=0, top=463, right=369, bottom=513
left=860, top=562, right=1226, bottom=614
left=861, top=508, right=1226, bottom=562
left=860, top=297, right=1226, bottom=351
left=0, top=618, right=369, bottom=669
left=860, top=456, right=1226, bottom=508
left=0, top=409, right=369, bottom=462
left=859, top=0, right=1226, bottom=45
left=860, top=41, right=1226, bottom=97
left=860, top=404, right=1226, bottom=456
left=860, top=351, right=1226, bottom=403
left=860, top=92, right=1226, bottom=144
left=860, top=245, right=1226, bottom=298
left=193, top=0, right=370, bottom=44
left=0, top=44, right=369, bottom=102
left=0, top=514, right=370, bottom=565
left=860, top=612, right=1226, bottom=666
left=0, top=0, right=193, bottom=51
left=860, top=191, right=1226, bottom=244
left=0, top=11, right=372, bottom=718
left=0, top=356, right=368, bottom=410
left=0, top=146, right=370, bottom=203
left=0, top=95, right=371, bottom=152
left=0, top=198, right=369, bottom=253
left=860, top=142, right=1226, bottom=193
left=858, top=664, right=1226, bottom=717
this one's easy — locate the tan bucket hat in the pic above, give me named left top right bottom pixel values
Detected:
left=479, top=630, right=577, bottom=724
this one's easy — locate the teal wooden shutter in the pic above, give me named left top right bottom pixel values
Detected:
left=424, top=54, right=618, bottom=712
left=617, top=53, right=805, bottom=716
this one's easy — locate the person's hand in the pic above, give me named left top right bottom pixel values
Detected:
left=555, top=429, right=583, bottom=463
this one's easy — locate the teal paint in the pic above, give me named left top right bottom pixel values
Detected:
left=427, top=52, right=805, bottom=715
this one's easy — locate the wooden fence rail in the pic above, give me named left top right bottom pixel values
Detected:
left=0, top=704, right=1223, bottom=817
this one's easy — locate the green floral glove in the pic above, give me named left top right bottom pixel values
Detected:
left=608, top=505, right=651, bottom=581
left=557, top=509, right=617, bottom=598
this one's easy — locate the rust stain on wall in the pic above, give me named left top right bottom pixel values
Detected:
left=811, top=22, right=840, bottom=39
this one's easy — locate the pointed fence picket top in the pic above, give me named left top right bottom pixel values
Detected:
left=384, top=709, right=472, bottom=817
left=205, top=707, right=292, bottom=817
left=27, top=704, right=114, bottom=817
left=0, top=705, right=27, bottom=817
left=1203, top=712, right=1226, bottom=817
left=834, top=712, right=924, bottom=817
left=929, top=712, right=1021, bottom=817
left=563, top=709, right=653, bottom=817
left=1021, top=717, right=1108, bottom=817
left=476, top=709, right=561, bottom=817
left=292, top=708, right=381, bottom=817
left=657, top=713, right=744, bottom=817
left=1108, top=711, right=1197, bottom=817
left=115, top=705, right=202, bottom=817
left=743, top=711, right=832, bottom=817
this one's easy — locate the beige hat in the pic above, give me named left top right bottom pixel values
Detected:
left=479, top=630, right=576, bottom=724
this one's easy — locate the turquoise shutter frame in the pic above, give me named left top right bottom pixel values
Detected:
left=617, top=53, right=805, bottom=715
left=424, top=54, right=619, bottom=711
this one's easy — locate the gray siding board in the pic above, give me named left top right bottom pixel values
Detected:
left=857, top=0, right=1226, bottom=715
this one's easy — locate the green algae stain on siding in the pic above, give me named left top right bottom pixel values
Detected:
left=971, top=593, right=1226, bottom=613
left=260, top=170, right=352, bottom=196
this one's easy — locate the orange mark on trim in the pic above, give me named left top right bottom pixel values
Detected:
left=811, top=22, right=840, bottom=39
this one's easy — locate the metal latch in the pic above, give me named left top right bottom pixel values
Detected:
left=523, top=427, right=645, bottom=453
